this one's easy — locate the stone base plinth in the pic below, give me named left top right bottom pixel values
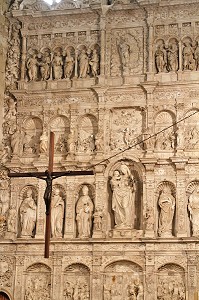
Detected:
left=110, top=228, right=143, bottom=239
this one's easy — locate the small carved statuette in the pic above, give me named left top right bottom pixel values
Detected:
left=78, top=49, right=89, bottom=78
left=76, top=185, right=94, bottom=238
left=39, top=131, right=48, bottom=154
left=51, top=188, right=64, bottom=238
left=182, top=41, right=195, bottom=71
left=155, top=44, right=167, bottom=73
left=93, top=207, right=103, bottom=231
left=64, top=50, right=74, bottom=79
left=158, top=186, right=175, bottom=237
left=26, top=52, right=39, bottom=81
left=52, top=51, right=63, bottom=80
left=19, top=187, right=37, bottom=237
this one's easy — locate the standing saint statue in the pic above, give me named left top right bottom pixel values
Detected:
left=158, top=186, right=175, bottom=237
left=51, top=188, right=64, bottom=238
left=76, top=185, right=94, bottom=238
left=188, top=186, right=199, bottom=236
left=19, top=187, right=37, bottom=237
left=26, top=53, right=38, bottom=81
left=78, top=49, right=89, bottom=78
left=64, top=51, right=74, bottom=79
left=110, top=163, right=136, bottom=229
left=52, top=51, right=63, bottom=80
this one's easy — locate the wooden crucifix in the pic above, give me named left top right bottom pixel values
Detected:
left=8, top=132, right=94, bottom=258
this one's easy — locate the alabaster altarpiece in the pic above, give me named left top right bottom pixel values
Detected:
left=0, top=0, right=199, bottom=299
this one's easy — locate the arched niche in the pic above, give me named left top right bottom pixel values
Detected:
left=50, top=115, right=70, bottom=154
left=186, top=180, right=199, bottom=237
left=18, top=185, right=38, bottom=238
left=108, top=160, right=143, bottom=231
left=0, top=292, right=10, bottom=300
left=75, top=183, right=95, bottom=238
left=22, top=117, right=43, bottom=155
left=156, top=181, right=176, bottom=237
left=25, top=263, right=51, bottom=300
left=109, top=107, right=145, bottom=152
left=154, top=110, right=176, bottom=151
left=77, top=114, right=98, bottom=153
left=157, top=263, right=186, bottom=299
left=184, top=109, right=199, bottom=150
left=104, top=260, right=143, bottom=300
left=51, top=184, right=66, bottom=238
left=63, top=263, right=90, bottom=299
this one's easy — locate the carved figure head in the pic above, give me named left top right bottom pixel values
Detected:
left=26, top=188, right=33, bottom=197
left=82, top=185, right=89, bottom=196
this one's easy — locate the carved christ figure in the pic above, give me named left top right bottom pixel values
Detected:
left=188, top=186, right=199, bottom=236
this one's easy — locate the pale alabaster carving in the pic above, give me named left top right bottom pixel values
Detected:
left=51, top=188, right=64, bottom=238
left=64, top=50, right=74, bottom=79
left=19, top=188, right=37, bottom=237
left=117, top=37, right=130, bottom=75
left=89, top=49, right=99, bottom=77
left=40, top=52, right=51, bottom=80
left=167, top=42, right=179, bottom=72
left=78, top=49, right=89, bottom=78
left=76, top=185, right=94, bottom=238
left=155, top=44, right=167, bottom=73
left=194, top=41, right=199, bottom=70
left=157, top=276, right=185, bottom=300
left=110, top=164, right=136, bottom=229
left=39, top=131, right=48, bottom=153
left=128, top=277, right=144, bottom=300
left=7, top=206, right=17, bottom=233
left=10, top=125, right=23, bottom=155
left=52, top=51, right=63, bottom=80
left=182, top=41, right=195, bottom=71
left=26, top=53, right=39, bottom=81
left=93, top=207, right=103, bottom=231
left=158, top=186, right=175, bottom=237
left=188, top=186, right=199, bottom=237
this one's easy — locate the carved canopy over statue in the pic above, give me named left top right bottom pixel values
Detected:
left=110, top=163, right=136, bottom=229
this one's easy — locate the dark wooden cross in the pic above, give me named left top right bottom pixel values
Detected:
left=8, top=132, right=94, bottom=258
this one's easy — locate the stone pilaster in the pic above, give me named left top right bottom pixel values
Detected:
left=35, top=180, right=46, bottom=239
left=14, top=256, right=25, bottom=300
left=173, top=160, right=188, bottom=237
left=145, top=244, right=156, bottom=300
left=52, top=256, right=62, bottom=300
left=187, top=252, right=198, bottom=300
left=92, top=254, right=103, bottom=300
left=64, top=180, right=76, bottom=238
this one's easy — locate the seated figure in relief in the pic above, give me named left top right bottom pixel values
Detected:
left=76, top=185, right=94, bottom=238
left=188, top=186, right=199, bottom=237
left=110, top=163, right=136, bottom=229
left=158, top=186, right=175, bottom=237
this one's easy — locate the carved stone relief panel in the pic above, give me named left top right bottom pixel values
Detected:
left=76, top=114, right=98, bottom=154
left=110, top=28, right=144, bottom=77
left=184, top=109, right=199, bottom=151
left=157, top=264, right=186, bottom=300
left=24, top=263, right=51, bottom=300
left=154, top=111, right=176, bottom=152
left=0, top=255, right=14, bottom=289
left=103, top=260, right=143, bottom=300
left=63, top=263, right=90, bottom=300
left=110, top=107, right=144, bottom=152
left=50, top=115, right=70, bottom=156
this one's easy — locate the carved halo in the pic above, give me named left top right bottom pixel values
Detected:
left=156, top=181, right=176, bottom=197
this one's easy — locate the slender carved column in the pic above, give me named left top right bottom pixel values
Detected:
left=64, top=180, right=76, bottom=238
left=147, top=19, right=154, bottom=74
left=35, top=180, right=46, bottom=239
left=143, top=162, right=156, bottom=237
left=14, top=256, right=25, bottom=300
left=100, top=16, right=106, bottom=76
left=20, top=32, right=27, bottom=81
left=52, top=256, right=62, bottom=299
left=145, top=245, right=156, bottom=300
left=187, top=253, right=197, bottom=300
left=173, top=161, right=188, bottom=237
left=92, top=255, right=103, bottom=300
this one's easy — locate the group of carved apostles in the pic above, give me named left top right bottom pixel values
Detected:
left=155, top=39, right=199, bottom=73
left=26, top=47, right=100, bottom=81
